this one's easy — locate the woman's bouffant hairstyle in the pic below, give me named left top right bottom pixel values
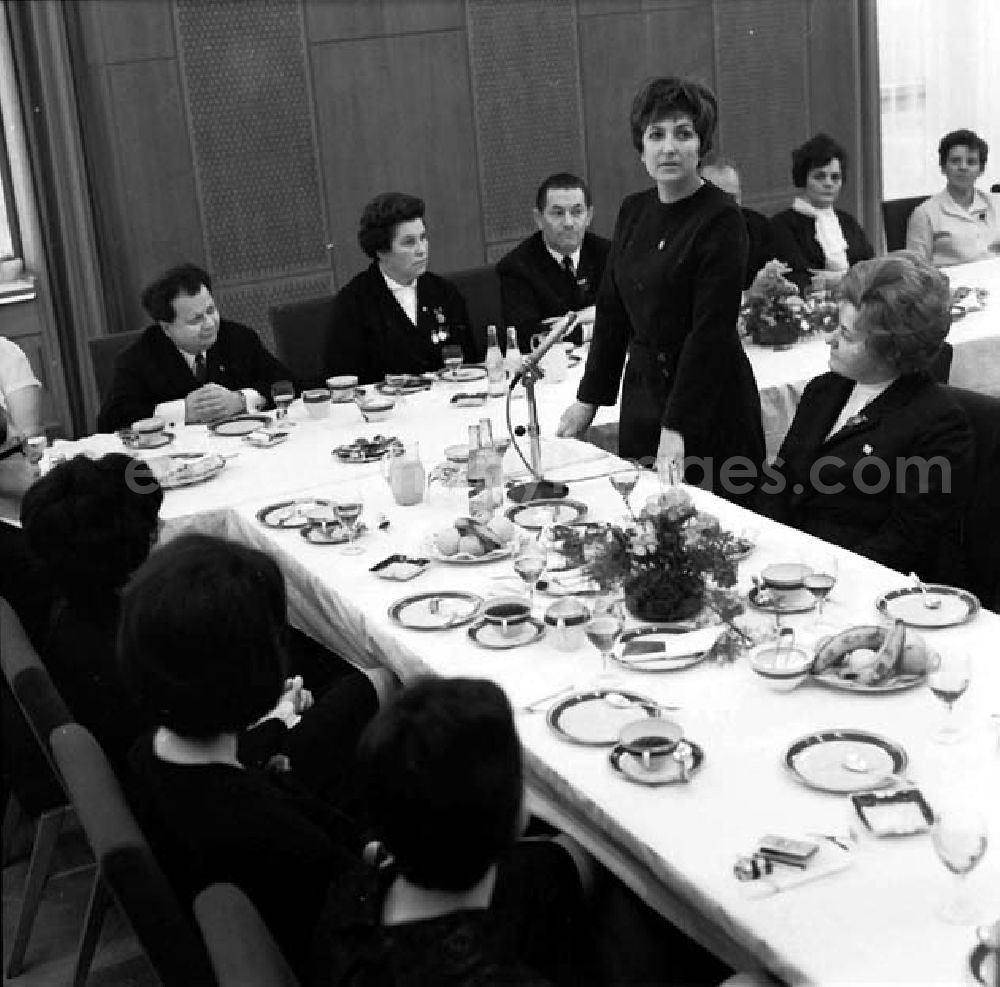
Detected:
left=141, top=263, right=212, bottom=323
left=629, top=77, right=718, bottom=158
left=357, top=192, right=425, bottom=258
left=791, top=133, right=847, bottom=188
left=358, top=677, right=523, bottom=892
left=938, top=129, right=989, bottom=170
left=21, top=454, right=163, bottom=604
left=835, top=252, right=951, bottom=375
left=118, top=533, right=289, bottom=738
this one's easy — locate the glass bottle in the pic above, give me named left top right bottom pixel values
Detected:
left=485, top=325, right=505, bottom=398
left=504, top=326, right=522, bottom=381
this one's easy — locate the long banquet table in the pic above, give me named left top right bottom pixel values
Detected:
left=50, top=377, right=1000, bottom=986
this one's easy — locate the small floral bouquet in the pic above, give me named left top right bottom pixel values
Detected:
left=741, top=260, right=807, bottom=347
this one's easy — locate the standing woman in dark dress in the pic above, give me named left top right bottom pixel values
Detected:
left=324, top=193, right=476, bottom=384
left=558, top=77, right=764, bottom=502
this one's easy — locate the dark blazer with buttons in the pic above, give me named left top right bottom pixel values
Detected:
left=496, top=231, right=611, bottom=352
left=755, top=371, right=974, bottom=580
left=769, top=207, right=875, bottom=294
left=323, top=264, right=474, bottom=385
left=96, top=321, right=290, bottom=433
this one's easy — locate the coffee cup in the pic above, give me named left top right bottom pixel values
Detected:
left=326, top=375, right=359, bottom=403
left=618, top=718, right=684, bottom=772
left=543, top=598, right=589, bottom=651
left=302, top=388, right=331, bottom=418
left=131, top=416, right=166, bottom=447
left=482, top=597, right=532, bottom=638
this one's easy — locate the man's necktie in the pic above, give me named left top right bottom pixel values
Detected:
left=562, top=254, right=576, bottom=286
left=194, top=352, right=208, bottom=384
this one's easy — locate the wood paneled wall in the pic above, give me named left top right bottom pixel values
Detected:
left=70, top=0, right=865, bottom=343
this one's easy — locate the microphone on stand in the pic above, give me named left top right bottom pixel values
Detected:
left=508, top=313, right=579, bottom=389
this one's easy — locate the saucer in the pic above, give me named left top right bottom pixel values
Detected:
left=609, top=740, right=704, bottom=786
left=208, top=414, right=271, bottom=437
left=467, top=616, right=545, bottom=650
left=388, top=591, right=483, bottom=631
left=133, top=432, right=174, bottom=450
left=256, top=499, right=337, bottom=529
left=547, top=690, right=660, bottom=746
left=875, top=585, right=979, bottom=627
left=748, top=586, right=816, bottom=614
left=784, top=729, right=908, bottom=794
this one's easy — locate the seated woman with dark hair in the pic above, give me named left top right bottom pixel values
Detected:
left=756, top=252, right=974, bottom=579
left=770, top=133, right=874, bottom=295
left=323, top=192, right=476, bottom=384
left=312, top=676, right=597, bottom=987
left=121, top=534, right=365, bottom=972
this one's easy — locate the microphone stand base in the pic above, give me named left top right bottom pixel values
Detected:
left=506, top=479, right=570, bottom=503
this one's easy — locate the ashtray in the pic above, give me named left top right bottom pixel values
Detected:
left=851, top=788, right=933, bottom=836
left=450, top=392, right=488, bottom=407
left=370, top=554, right=431, bottom=581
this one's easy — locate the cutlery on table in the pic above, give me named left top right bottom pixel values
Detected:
left=909, top=571, right=941, bottom=610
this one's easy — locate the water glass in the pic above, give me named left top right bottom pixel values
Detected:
left=932, top=806, right=989, bottom=924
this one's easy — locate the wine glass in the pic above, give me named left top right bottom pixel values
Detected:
left=931, top=807, right=989, bottom=924
left=334, top=489, right=365, bottom=555
left=585, top=611, right=624, bottom=685
left=441, top=344, right=463, bottom=379
left=927, top=650, right=971, bottom=744
left=271, top=380, right=294, bottom=420
left=609, top=466, right=640, bottom=518
left=513, top=540, right=547, bottom=611
left=803, top=552, right=838, bottom=628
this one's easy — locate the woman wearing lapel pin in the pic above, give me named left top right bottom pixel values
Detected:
left=324, top=193, right=475, bottom=384
left=770, top=133, right=875, bottom=296
left=557, top=77, right=764, bottom=503
left=755, top=252, right=974, bottom=581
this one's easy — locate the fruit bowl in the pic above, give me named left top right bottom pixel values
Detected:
left=427, top=515, right=523, bottom=564
left=810, top=623, right=933, bottom=692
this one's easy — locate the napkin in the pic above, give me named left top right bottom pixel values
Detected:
left=739, top=840, right=853, bottom=899
left=620, top=626, right=726, bottom=662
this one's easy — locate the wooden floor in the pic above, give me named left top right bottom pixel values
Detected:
left=2, top=823, right=155, bottom=987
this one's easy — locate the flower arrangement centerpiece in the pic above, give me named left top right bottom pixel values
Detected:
left=553, top=488, right=745, bottom=628
left=741, top=260, right=806, bottom=347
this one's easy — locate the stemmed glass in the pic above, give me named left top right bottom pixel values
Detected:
left=513, top=539, right=547, bottom=612
left=609, top=465, right=640, bottom=519
left=585, top=611, right=624, bottom=686
left=931, top=806, right=989, bottom=924
left=927, top=650, right=971, bottom=744
left=441, top=344, right=463, bottom=379
left=803, top=552, right=838, bottom=628
left=271, top=380, right=295, bottom=421
left=334, top=488, right=365, bottom=555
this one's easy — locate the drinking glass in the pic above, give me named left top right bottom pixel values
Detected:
left=803, top=552, right=838, bottom=628
left=932, top=807, right=989, bottom=924
left=927, top=650, right=971, bottom=744
left=334, top=489, right=364, bottom=555
left=513, top=540, right=547, bottom=611
left=609, top=466, right=640, bottom=518
left=585, top=612, right=624, bottom=684
left=271, top=380, right=294, bottom=420
left=441, top=344, right=463, bottom=377
left=384, top=372, right=408, bottom=405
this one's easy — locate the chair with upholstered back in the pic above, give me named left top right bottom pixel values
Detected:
left=881, top=196, right=929, bottom=251
left=88, top=330, right=145, bottom=406
left=445, top=265, right=504, bottom=362
left=269, top=296, right=336, bottom=388
left=0, top=597, right=77, bottom=978
left=194, top=883, right=300, bottom=987
left=945, top=387, right=1000, bottom=610
left=50, top=722, right=217, bottom=987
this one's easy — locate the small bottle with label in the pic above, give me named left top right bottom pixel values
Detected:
left=485, top=325, right=505, bottom=398
left=467, top=423, right=485, bottom=514
left=503, top=326, right=522, bottom=381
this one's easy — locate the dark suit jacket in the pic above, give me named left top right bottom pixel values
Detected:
left=324, top=264, right=474, bottom=384
left=496, top=230, right=611, bottom=352
left=770, top=207, right=875, bottom=294
left=742, top=207, right=776, bottom=290
left=97, top=321, right=290, bottom=433
left=756, top=372, right=974, bottom=580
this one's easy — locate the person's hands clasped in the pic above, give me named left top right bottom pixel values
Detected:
left=557, top=401, right=597, bottom=438
left=185, top=384, right=244, bottom=423
left=655, top=427, right=685, bottom=479
left=574, top=305, right=597, bottom=343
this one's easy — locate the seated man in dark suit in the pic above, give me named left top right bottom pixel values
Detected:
left=496, top=173, right=610, bottom=353
left=97, top=263, right=291, bottom=433
left=700, top=157, right=775, bottom=290
left=755, top=252, right=974, bottom=581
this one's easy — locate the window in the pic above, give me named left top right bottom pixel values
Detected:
left=0, top=112, right=17, bottom=259
left=878, top=0, right=1000, bottom=199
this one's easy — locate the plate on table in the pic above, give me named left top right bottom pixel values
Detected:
left=333, top=436, right=402, bottom=463
left=387, top=591, right=483, bottom=631
left=812, top=668, right=926, bottom=694
left=784, top=729, right=908, bottom=794
left=547, top=690, right=661, bottom=747
left=208, top=414, right=272, bottom=437
left=425, top=541, right=515, bottom=565
left=125, top=431, right=175, bottom=450
left=467, top=616, right=545, bottom=650
left=439, top=366, right=488, bottom=383
left=613, top=625, right=719, bottom=672
left=748, top=586, right=816, bottom=614
left=505, top=499, right=587, bottom=529
left=609, top=740, right=704, bottom=786
left=875, top=585, right=979, bottom=627
left=537, top=568, right=600, bottom=597
left=256, top=498, right=337, bottom=529
left=300, top=521, right=367, bottom=545
left=376, top=375, right=433, bottom=395
left=146, top=453, right=226, bottom=490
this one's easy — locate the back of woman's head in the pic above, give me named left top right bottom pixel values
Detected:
left=21, top=454, right=162, bottom=604
left=119, top=533, right=288, bottom=738
left=836, top=251, right=951, bottom=375
left=358, top=677, right=523, bottom=891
